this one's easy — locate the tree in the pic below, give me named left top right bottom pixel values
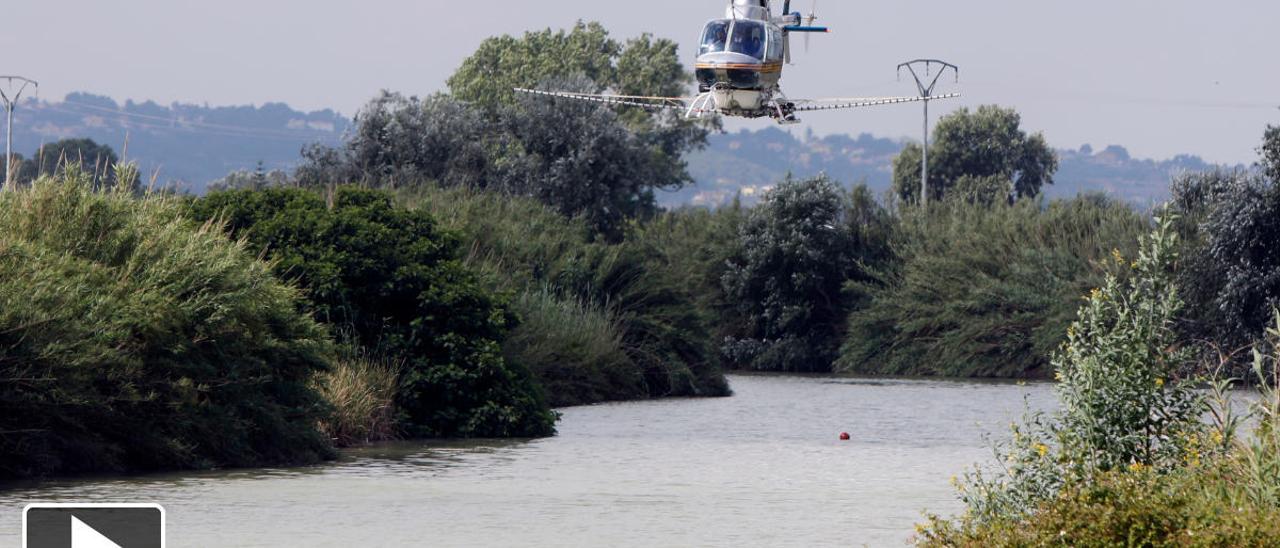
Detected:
left=1172, top=170, right=1280, bottom=355
left=448, top=22, right=619, bottom=112
left=1262, top=125, right=1279, bottom=182
left=721, top=175, right=856, bottom=372
left=893, top=106, right=1058, bottom=203
left=296, top=22, right=708, bottom=241
left=17, top=138, right=121, bottom=190
left=187, top=187, right=557, bottom=438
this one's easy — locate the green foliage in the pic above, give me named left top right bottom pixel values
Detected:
left=1170, top=148, right=1280, bottom=357
left=0, top=170, right=334, bottom=479
left=502, top=289, right=640, bottom=407
left=299, top=84, right=701, bottom=240
left=295, top=21, right=709, bottom=241
left=721, top=176, right=873, bottom=372
left=187, top=187, right=556, bottom=438
left=893, top=105, right=1058, bottom=203
left=405, top=186, right=729, bottom=403
left=921, top=313, right=1280, bottom=546
left=447, top=21, right=620, bottom=111
left=942, top=215, right=1211, bottom=529
left=840, top=195, right=1148, bottom=377
left=919, top=467, right=1280, bottom=547
left=1052, top=214, right=1204, bottom=473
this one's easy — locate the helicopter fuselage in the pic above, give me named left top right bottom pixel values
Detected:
left=694, top=1, right=806, bottom=119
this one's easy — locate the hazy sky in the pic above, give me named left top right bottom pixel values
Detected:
left=2, top=1, right=1277, bottom=164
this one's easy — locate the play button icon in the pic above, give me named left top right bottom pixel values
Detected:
left=24, top=504, right=164, bottom=548
left=71, top=516, right=122, bottom=548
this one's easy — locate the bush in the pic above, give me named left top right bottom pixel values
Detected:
left=188, top=187, right=556, bottom=438
left=921, top=312, right=1280, bottom=546
left=502, top=288, right=640, bottom=407
left=840, top=195, right=1148, bottom=378
left=405, top=186, right=729, bottom=402
left=0, top=169, right=334, bottom=479
left=918, top=467, right=1280, bottom=547
left=721, top=176, right=864, bottom=372
left=1171, top=165, right=1280, bottom=358
left=953, top=214, right=1206, bottom=521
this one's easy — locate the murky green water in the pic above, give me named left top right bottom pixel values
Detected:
left=1, top=375, right=1055, bottom=546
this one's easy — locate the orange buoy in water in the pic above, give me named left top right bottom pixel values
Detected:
left=839, top=432, right=851, bottom=441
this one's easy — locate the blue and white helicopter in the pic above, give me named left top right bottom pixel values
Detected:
left=517, top=0, right=958, bottom=124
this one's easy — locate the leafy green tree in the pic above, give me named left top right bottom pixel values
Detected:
left=448, top=22, right=619, bottom=111
left=188, top=187, right=557, bottom=438
left=297, top=23, right=707, bottom=241
left=721, top=176, right=857, bottom=372
left=893, top=106, right=1057, bottom=203
left=1172, top=170, right=1280, bottom=355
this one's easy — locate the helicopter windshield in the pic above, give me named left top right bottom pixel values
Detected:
left=728, top=20, right=766, bottom=60
left=700, top=20, right=731, bottom=55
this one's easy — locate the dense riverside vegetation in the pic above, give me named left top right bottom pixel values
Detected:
left=0, top=169, right=334, bottom=478
left=839, top=195, right=1149, bottom=377
left=187, top=187, right=556, bottom=438
left=4, top=17, right=1278, bottom=500
left=917, top=216, right=1280, bottom=546
left=403, top=186, right=730, bottom=406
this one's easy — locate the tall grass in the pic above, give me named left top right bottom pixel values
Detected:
left=504, top=288, right=640, bottom=407
left=312, top=354, right=401, bottom=447
left=403, top=185, right=729, bottom=404
left=0, top=168, right=334, bottom=479
left=840, top=194, right=1149, bottom=378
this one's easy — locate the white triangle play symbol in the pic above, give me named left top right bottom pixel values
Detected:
left=71, top=516, right=123, bottom=548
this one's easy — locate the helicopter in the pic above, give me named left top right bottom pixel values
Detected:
left=515, top=0, right=959, bottom=124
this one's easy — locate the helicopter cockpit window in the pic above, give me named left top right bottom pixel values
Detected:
left=766, top=25, right=783, bottom=62
left=700, top=20, right=731, bottom=55
left=728, top=20, right=766, bottom=60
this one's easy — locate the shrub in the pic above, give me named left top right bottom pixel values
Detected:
left=0, top=169, right=333, bottom=479
left=918, top=467, right=1280, bottom=547
left=924, top=214, right=1217, bottom=541
left=188, top=187, right=556, bottom=438
left=721, top=176, right=860, bottom=372
left=840, top=194, right=1148, bottom=378
left=502, top=288, right=640, bottom=407
left=1170, top=166, right=1280, bottom=358
left=405, top=185, right=729, bottom=402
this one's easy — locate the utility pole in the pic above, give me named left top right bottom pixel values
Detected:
left=897, top=60, right=957, bottom=207
left=0, top=76, right=38, bottom=189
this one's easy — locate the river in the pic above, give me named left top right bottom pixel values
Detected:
left=1, top=375, right=1056, bottom=547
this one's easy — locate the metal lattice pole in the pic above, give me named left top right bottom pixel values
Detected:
left=0, top=76, right=38, bottom=189
left=897, top=60, right=957, bottom=206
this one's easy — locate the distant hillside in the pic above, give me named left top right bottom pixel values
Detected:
left=5, top=92, right=1228, bottom=201
left=669, top=127, right=1228, bottom=207
left=6, top=92, right=348, bottom=192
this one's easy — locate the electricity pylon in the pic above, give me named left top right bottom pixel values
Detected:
left=0, top=76, right=38, bottom=189
left=897, top=60, right=957, bottom=206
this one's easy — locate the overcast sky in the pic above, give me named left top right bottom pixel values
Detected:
left=2, top=0, right=1277, bottom=164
